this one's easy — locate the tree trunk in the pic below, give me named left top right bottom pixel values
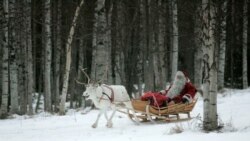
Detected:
left=59, top=0, right=84, bottom=115
left=54, top=0, right=62, bottom=112
left=171, top=0, right=179, bottom=81
left=151, top=0, right=161, bottom=90
left=9, top=0, right=19, bottom=114
left=44, top=0, right=52, bottom=112
left=1, top=0, right=9, bottom=118
left=110, top=0, right=121, bottom=85
left=91, top=0, right=112, bottom=84
left=242, top=0, right=248, bottom=89
left=158, top=0, right=167, bottom=89
left=202, top=0, right=218, bottom=131
left=0, top=34, right=2, bottom=105
left=144, top=0, right=154, bottom=91
left=136, top=0, right=146, bottom=97
left=218, top=0, right=227, bottom=91
left=25, top=0, right=34, bottom=115
left=194, top=2, right=203, bottom=89
left=18, top=25, right=28, bottom=115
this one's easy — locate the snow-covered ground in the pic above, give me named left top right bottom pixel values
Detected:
left=1, top=88, right=250, bottom=141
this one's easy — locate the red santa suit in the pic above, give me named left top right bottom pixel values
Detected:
left=160, top=71, right=197, bottom=104
left=141, top=71, right=197, bottom=107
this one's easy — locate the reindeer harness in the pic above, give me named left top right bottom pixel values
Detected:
left=98, top=84, right=114, bottom=103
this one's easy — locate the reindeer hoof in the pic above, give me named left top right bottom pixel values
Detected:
left=92, top=124, right=97, bottom=128
left=106, top=122, right=113, bottom=128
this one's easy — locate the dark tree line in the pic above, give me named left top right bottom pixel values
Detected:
left=0, top=0, right=249, bottom=129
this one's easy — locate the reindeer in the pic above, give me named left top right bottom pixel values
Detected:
left=77, top=68, right=139, bottom=128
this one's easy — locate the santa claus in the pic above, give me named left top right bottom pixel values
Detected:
left=141, top=71, right=197, bottom=107
left=160, top=71, right=197, bottom=104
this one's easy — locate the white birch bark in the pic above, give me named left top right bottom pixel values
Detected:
left=171, top=0, right=179, bottom=81
left=9, top=0, right=19, bottom=114
left=202, top=0, right=218, bottom=131
left=91, top=0, right=112, bottom=84
left=44, top=0, right=52, bottom=112
left=218, top=1, right=227, bottom=91
left=1, top=0, right=9, bottom=118
left=242, top=0, right=248, bottom=89
left=59, top=0, right=84, bottom=115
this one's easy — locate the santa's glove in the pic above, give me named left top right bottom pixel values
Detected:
left=182, top=94, right=192, bottom=104
left=159, top=90, right=166, bottom=95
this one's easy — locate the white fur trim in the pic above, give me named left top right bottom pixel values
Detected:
left=160, top=90, right=166, bottom=95
left=183, top=94, right=192, bottom=103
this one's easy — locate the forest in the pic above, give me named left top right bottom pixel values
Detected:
left=0, top=0, right=249, bottom=122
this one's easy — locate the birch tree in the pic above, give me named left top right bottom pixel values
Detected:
left=171, top=0, right=179, bottom=81
left=242, top=0, right=248, bottom=89
left=91, top=0, right=112, bottom=84
left=202, top=0, right=218, bottom=131
left=1, top=0, right=9, bottom=118
left=44, top=0, right=52, bottom=112
left=60, top=0, right=84, bottom=115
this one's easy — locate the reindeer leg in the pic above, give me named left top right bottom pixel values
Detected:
left=106, top=109, right=116, bottom=128
left=92, top=109, right=104, bottom=128
left=104, top=111, right=109, bottom=121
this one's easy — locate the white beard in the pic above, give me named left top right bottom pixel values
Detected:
left=167, top=76, right=186, bottom=98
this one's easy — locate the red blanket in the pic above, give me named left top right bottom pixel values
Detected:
left=141, top=91, right=168, bottom=107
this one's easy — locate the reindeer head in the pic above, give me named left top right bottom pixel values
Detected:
left=76, top=68, right=107, bottom=99
left=82, top=83, right=100, bottom=99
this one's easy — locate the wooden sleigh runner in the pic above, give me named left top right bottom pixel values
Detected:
left=127, top=99, right=198, bottom=123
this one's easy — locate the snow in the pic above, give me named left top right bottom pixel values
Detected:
left=1, top=88, right=250, bottom=141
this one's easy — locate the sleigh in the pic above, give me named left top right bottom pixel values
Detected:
left=126, top=99, right=198, bottom=123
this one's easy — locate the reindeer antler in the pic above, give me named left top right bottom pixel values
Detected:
left=75, top=68, right=91, bottom=85
left=75, top=79, right=86, bottom=85
left=81, top=68, right=91, bottom=84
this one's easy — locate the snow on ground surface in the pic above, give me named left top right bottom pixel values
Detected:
left=1, top=88, right=250, bottom=141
